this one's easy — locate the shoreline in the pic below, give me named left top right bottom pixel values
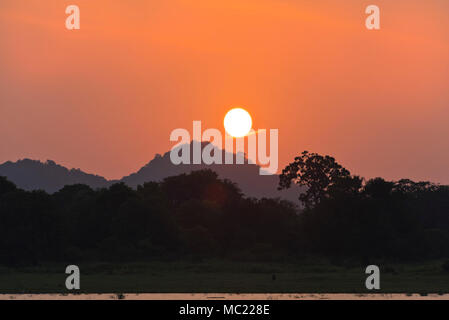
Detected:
left=1, top=293, right=449, bottom=300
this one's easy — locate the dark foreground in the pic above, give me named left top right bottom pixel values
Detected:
left=1, top=260, right=449, bottom=294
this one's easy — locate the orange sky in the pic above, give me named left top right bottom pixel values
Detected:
left=1, top=0, right=448, bottom=182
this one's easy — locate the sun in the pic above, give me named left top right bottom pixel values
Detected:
left=224, top=108, right=252, bottom=138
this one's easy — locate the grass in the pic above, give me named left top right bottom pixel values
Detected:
left=0, top=259, right=448, bottom=294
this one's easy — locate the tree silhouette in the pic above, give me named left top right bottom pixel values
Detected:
left=278, top=151, right=353, bottom=208
left=363, top=177, right=395, bottom=199
left=1, top=163, right=449, bottom=265
left=0, top=176, right=17, bottom=196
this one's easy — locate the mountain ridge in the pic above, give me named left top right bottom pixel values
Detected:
left=0, top=143, right=301, bottom=202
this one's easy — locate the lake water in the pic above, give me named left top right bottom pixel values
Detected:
left=1, top=293, right=448, bottom=300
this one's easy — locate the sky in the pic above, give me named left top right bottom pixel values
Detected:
left=1, top=0, right=448, bottom=182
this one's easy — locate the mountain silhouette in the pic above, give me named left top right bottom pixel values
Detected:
left=121, top=141, right=301, bottom=202
left=0, top=159, right=110, bottom=193
left=0, top=142, right=301, bottom=202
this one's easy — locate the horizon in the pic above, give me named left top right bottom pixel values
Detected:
left=0, top=140, right=276, bottom=181
left=1, top=140, right=448, bottom=185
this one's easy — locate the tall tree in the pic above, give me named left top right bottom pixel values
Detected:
left=279, top=151, right=355, bottom=208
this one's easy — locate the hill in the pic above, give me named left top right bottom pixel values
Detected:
left=0, top=142, right=301, bottom=202
left=0, top=159, right=110, bottom=193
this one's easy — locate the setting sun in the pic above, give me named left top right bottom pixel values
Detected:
left=224, top=108, right=252, bottom=138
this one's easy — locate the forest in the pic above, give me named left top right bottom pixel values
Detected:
left=0, top=151, right=448, bottom=267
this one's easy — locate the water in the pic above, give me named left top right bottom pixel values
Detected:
left=1, top=293, right=448, bottom=300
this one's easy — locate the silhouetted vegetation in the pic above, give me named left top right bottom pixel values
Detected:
left=0, top=151, right=448, bottom=267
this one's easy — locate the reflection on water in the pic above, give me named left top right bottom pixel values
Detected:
left=1, top=293, right=448, bottom=300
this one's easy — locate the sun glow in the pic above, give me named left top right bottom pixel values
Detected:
left=223, top=108, right=252, bottom=138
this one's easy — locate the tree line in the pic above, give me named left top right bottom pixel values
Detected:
left=0, top=151, right=448, bottom=266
